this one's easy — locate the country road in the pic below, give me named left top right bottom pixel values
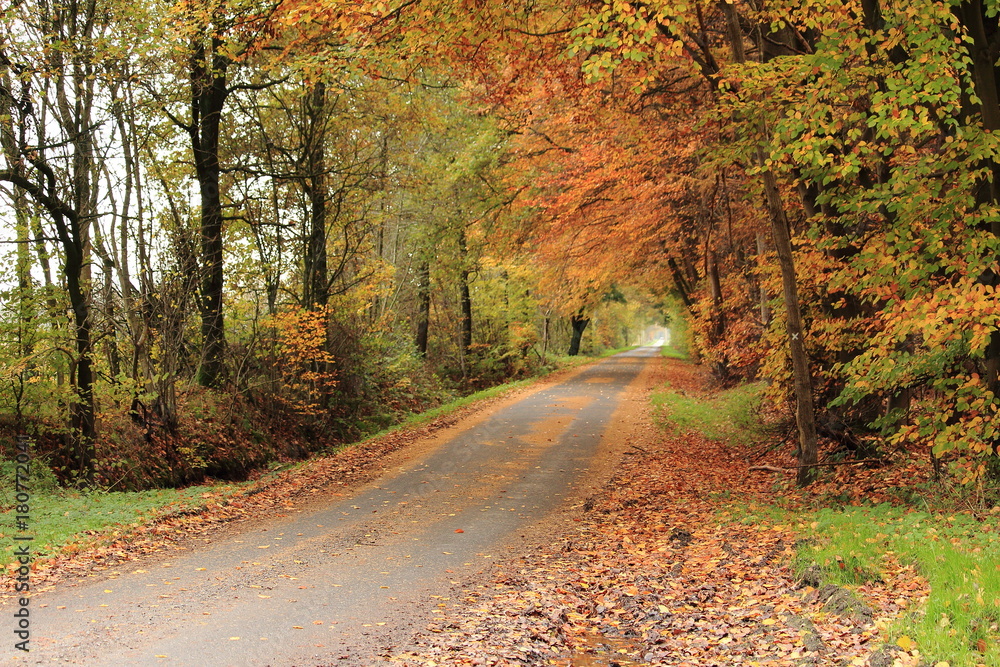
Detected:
left=9, top=348, right=659, bottom=666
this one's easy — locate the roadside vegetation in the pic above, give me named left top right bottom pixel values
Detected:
left=652, top=381, right=766, bottom=446
left=798, top=506, right=1000, bottom=665
left=0, top=350, right=617, bottom=569
left=652, top=354, right=1000, bottom=666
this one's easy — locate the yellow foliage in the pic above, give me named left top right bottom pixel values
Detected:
left=264, top=306, right=337, bottom=415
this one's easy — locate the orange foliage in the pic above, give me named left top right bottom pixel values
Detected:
left=265, top=307, right=337, bottom=415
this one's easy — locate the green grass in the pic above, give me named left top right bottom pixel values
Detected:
left=730, top=501, right=1000, bottom=665
left=598, top=345, right=638, bottom=357
left=660, top=345, right=688, bottom=360
left=357, top=376, right=538, bottom=443
left=654, top=372, right=1000, bottom=664
left=651, top=381, right=765, bottom=446
left=0, top=482, right=237, bottom=565
left=792, top=505, right=1000, bottom=665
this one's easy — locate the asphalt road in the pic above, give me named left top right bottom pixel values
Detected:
left=11, top=347, right=658, bottom=666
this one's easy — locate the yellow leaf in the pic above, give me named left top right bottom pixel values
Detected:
left=897, top=635, right=914, bottom=651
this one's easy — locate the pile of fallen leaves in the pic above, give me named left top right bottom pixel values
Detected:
left=390, top=359, right=928, bottom=666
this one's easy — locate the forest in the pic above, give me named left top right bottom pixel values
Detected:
left=2, top=0, right=1000, bottom=494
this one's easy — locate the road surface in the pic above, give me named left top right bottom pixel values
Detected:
left=11, top=348, right=659, bottom=666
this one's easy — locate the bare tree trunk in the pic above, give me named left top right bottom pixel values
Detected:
left=303, top=81, right=329, bottom=310
left=568, top=310, right=589, bottom=356
left=189, top=35, right=230, bottom=389
left=755, top=233, right=772, bottom=326
left=458, top=230, right=473, bottom=355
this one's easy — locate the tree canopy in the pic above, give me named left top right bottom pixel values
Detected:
left=2, top=0, right=999, bottom=489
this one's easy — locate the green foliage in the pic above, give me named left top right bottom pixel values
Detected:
left=0, top=456, right=60, bottom=495
left=693, top=0, right=1000, bottom=477
left=0, top=270, right=77, bottom=430
left=661, top=295, right=693, bottom=360
left=345, top=329, right=452, bottom=437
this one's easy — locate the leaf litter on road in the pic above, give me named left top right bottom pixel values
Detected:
left=390, top=358, right=927, bottom=666
left=6, top=357, right=931, bottom=665
left=2, top=395, right=511, bottom=598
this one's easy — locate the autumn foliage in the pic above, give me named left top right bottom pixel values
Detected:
left=3, top=0, right=1000, bottom=487
left=482, top=0, right=1000, bottom=484
left=263, top=306, right=337, bottom=416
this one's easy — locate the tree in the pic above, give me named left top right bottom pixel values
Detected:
left=167, top=0, right=280, bottom=388
left=0, top=0, right=120, bottom=481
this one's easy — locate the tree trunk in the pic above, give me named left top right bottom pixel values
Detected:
left=707, top=250, right=728, bottom=379
left=722, top=0, right=818, bottom=485
left=458, top=230, right=473, bottom=354
left=956, top=0, right=1000, bottom=398
left=190, top=37, right=230, bottom=388
left=63, top=222, right=96, bottom=482
left=303, top=81, right=329, bottom=310
left=762, top=167, right=820, bottom=486
left=756, top=233, right=772, bottom=326
left=568, top=311, right=589, bottom=356
left=415, top=260, right=431, bottom=357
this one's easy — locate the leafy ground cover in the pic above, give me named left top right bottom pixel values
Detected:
left=791, top=505, right=1000, bottom=666
left=389, top=356, right=998, bottom=667
left=651, top=381, right=766, bottom=446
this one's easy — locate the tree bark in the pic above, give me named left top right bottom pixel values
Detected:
left=568, top=310, right=589, bottom=356
left=956, top=0, right=1000, bottom=398
left=415, top=260, right=431, bottom=357
left=303, top=81, right=329, bottom=310
left=762, top=167, right=820, bottom=485
left=458, top=230, right=473, bottom=354
left=755, top=233, right=772, bottom=326
left=190, top=36, right=230, bottom=389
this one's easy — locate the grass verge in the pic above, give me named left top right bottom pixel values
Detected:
left=651, top=380, right=765, bottom=446
left=726, top=487, right=1000, bottom=665
left=792, top=504, right=1000, bottom=666
left=0, top=481, right=240, bottom=565
left=651, top=357, right=1000, bottom=665
left=660, top=344, right=688, bottom=360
